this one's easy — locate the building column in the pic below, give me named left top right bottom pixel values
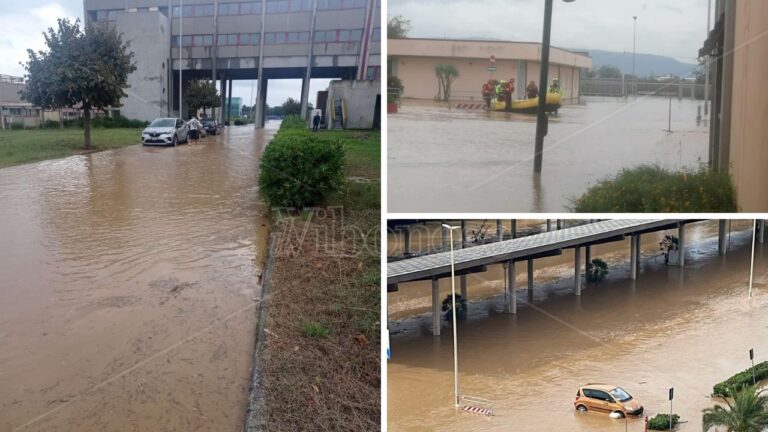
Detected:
left=634, top=234, right=642, bottom=276
left=505, top=261, right=516, bottom=314
left=556, top=219, right=562, bottom=230
left=718, top=219, right=727, bottom=255
left=227, top=79, right=233, bottom=125
left=403, top=227, right=411, bottom=256
left=527, top=259, right=534, bottom=301
left=630, top=236, right=637, bottom=280
left=300, top=76, right=311, bottom=123
left=460, top=274, right=467, bottom=300
left=461, top=220, right=467, bottom=248
left=510, top=219, right=517, bottom=239
left=574, top=247, right=582, bottom=296
left=585, top=245, right=592, bottom=273
left=432, top=278, right=441, bottom=336
left=679, top=223, right=686, bottom=267
left=219, top=75, right=226, bottom=124
left=516, top=60, right=527, bottom=99
left=759, top=220, right=765, bottom=244
left=496, top=220, right=503, bottom=241
left=546, top=219, right=552, bottom=232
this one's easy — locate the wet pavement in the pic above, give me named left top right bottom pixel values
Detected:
left=387, top=220, right=768, bottom=431
left=388, top=97, right=710, bottom=212
left=0, top=124, right=275, bottom=432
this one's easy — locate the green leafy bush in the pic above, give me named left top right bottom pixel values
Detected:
left=586, top=258, right=609, bottom=283
left=39, top=119, right=61, bottom=129
left=648, top=413, right=680, bottom=430
left=573, top=164, right=736, bottom=213
left=9, top=122, right=24, bottom=130
left=280, top=114, right=307, bottom=130
left=259, top=133, right=345, bottom=208
left=713, top=361, right=768, bottom=397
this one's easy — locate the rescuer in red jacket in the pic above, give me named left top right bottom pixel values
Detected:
left=504, top=78, right=515, bottom=111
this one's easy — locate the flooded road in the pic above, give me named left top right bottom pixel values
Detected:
left=0, top=124, right=275, bottom=431
left=388, top=97, right=710, bottom=212
left=388, top=220, right=768, bottom=431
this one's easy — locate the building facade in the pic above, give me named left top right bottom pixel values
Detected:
left=83, top=0, right=381, bottom=126
left=388, top=38, right=592, bottom=103
left=702, top=0, right=768, bottom=211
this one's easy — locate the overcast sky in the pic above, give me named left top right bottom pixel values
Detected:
left=389, top=0, right=713, bottom=63
left=0, top=0, right=330, bottom=108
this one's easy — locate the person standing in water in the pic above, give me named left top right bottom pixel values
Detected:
left=526, top=80, right=539, bottom=99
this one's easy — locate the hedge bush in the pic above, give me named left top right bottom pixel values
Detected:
left=647, top=413, right=680, bottom=430
left=259, top=132, right=345, bottom=208
left=280, top=114, right=307, bottom=130
left=572, top=164, right=736, bottom=213
left=713, top=361, right=768, bottom=397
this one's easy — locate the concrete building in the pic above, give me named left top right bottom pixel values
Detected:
left=0, top=74, right=81, bottom=129
left=83, top=0, right=381, bottom=127
left=325, top=79, right=380, bottom=129
left=388, top=38, right=592, bottom=103
left=701, top=0, right=768, bottom=211
left=227, top=96, right=242, bottom=118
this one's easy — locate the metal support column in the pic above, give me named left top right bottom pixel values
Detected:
left=219, top=75, right=226, bottom=124
left=718, top=219, right=727, bottom=255
left=585, top=246, right=592, bottom=272
left=759, top=220, right=765, bottom=244
left=460, top=274, right=468, bottom=300
left=254, top=0, right=267, bottom=128
left=461, top=220, right=467, bottom=248
left=403, top=228, right=411, bottom=256
left=527, top=259, right=534, bottom=300
left=574, top=247, right=582, bottom=295
left=635, top=234, right=642, bottom=275
left=546, top=219, right=552, bottom=232
left=630, top=236, right=637, bottom=280
left=300, top=1, right=318, bottom=122
left=679, top=223, right=686, bottom=267
left=432, top=278, right=441, bottom=336
left=496, top=220, right=503, bottom=241
left=506, top=261, right=516, bottom=314
left=227, top=79, right=233, bottom=125
left=557, top=219, right=562, bottom=230
left=510, top=219, right=517, bottom=239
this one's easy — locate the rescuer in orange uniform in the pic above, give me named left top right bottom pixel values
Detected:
left=481, top=80, right=494, bottom=110
left=503, top=78, right=515, bottom=111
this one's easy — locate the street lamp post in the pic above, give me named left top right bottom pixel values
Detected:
left=533, top=0, right=574, bottom=174
left=179, top=0, right=183, bottom=119
left=442, top=224, right=461, bottom=407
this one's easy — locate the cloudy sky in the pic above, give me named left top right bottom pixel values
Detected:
left=0, top=0, right=330, bottom=108
left=389, top=0, right=713, bottom=63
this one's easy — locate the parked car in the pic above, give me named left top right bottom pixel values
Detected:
left=201, top=119, right=221, bottom=136
left=574, top=384, right=644, bottom=418
left=141, top=118, right=189, bottom=146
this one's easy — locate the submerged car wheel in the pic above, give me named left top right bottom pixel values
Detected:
left=611, top=411, right=625, bottom=419
left=172, top=135, right=178, bottom=147
left=576, top=405, right=588, bottom=412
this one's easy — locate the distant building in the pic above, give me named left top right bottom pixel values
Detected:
left=388, top=38, right=592, bottom=103
left=83, top=0, right=381, bottom=127
left=0, top=74, right=80, bottom=129
left=701, top=0, right=768, bottom=211
left=227, top=97, right=242, bottom=118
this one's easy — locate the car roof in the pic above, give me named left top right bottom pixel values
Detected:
left=581, top=384, right=617, bottom=392
left=153, top=117, right=178, bottom=121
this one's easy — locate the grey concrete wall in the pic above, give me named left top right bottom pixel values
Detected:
left=117, top=11, right=170, bottom=121
left=0, top=82, right=24, bottom=104
left=327, top=79, right=380, bottom=129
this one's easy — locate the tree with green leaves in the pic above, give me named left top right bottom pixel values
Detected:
left=184, top=80, right=220, bottom=117
left=387, top=15, right=410, bottom=39
left=595, top=64, right=623, bottom=79
left=434, top=64, right=459, bottom=101
left=703, top=385, right=768, bottom=432
left=20, top=19, right=136, bottom=149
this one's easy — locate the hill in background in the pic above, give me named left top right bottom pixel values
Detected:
left=586, top=49, right=698, bottom=78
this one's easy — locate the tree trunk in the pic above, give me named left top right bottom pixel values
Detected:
left=83, top=105, right=92, bottom=150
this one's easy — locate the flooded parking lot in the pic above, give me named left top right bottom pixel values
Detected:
left=388, top=97, right=710, bottom=212
left=0, top=124, right=275, bottom=431
left=387, top=220, right=768, bottom=431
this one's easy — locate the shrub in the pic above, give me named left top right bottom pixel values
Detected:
left=388, top=75, right=404, bottom=95
left=39, top=119, right=61, bottom=129
left=300, top=321, right=330, bottom=338
left=586, top=258, right=609, bottom=283
left=9, top=122, right=24, bottom=130
left=647, top=413, right=680, bottom=430
left=713, top=361, right=768, bottom=397
left=572, top=164, right=736, bottom=212
left=280, top=114, right=307, bottom=130
left=259, top=133, right=346, bottom=208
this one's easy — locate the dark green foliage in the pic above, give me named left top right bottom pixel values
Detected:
left=713, top=362, right=768, bottom=397
left=184, top=79, right=220, bottom=117
left=704, top=385, right=768, bottom=432
left=387, top=15, right=410, bottom=39
left=573, top=164, right=737, bottom=212
left=586, top=258, right=609, bottom=283
left=20, top=18, right=136, bottom=149
left=388, top=75, right=404, bottom=95
left=441, top=294, right=468, bottom=321
left=647, top=413, right=680, bottom=430
left=9, top=123, right=24, bottom=130
left=259, top=124, right=345, bottom=208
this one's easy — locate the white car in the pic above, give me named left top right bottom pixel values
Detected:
left=141, top=118, right=189, bottom=146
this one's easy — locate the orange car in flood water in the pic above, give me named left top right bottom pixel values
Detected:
left=574, top=384, right=644, bottom=418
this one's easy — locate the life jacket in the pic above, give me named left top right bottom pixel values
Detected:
left=482, top=83, right=492, bottom=95
left=504, top=81, right=514, bottom=93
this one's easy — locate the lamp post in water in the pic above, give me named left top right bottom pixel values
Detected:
left=533, top=0, right=575, bottom=174
left=442, top=224, right=462, bottom=407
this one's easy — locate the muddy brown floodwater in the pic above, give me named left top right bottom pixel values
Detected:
left=388, top=220, right=768, bottom=431
left=388, top=97, right=710, bottom=212
left=0, top=124, right=276, bottom=432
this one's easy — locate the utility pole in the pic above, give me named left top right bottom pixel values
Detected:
left=632, top=15, right=637, bottom=93
left=533, top=0, right=554, bottom=174
left=704, top=0, right=711, bottom=115
left=178, top=0, right=183, bottom=119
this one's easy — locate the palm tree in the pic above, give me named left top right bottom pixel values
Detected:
left=434, top=64, right=459, bottom=101
left=703, top=385, right=768, bottom=432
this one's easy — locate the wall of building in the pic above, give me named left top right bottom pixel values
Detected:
left=728, top=0, right=768, bottom=211
left=327, top=79, right=380, bottom=129
left=116, top=11, right=170, bottom=121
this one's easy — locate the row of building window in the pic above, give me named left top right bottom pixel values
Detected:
left=172, top=29, right=369, bottom=47
left=169, top=0, right=366, bottom=17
